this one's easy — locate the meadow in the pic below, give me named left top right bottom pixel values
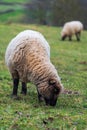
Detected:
left=0, top=23, right=87, bottom=130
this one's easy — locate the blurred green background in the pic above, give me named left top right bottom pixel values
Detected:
left=0, top=0, right=87, bottom=28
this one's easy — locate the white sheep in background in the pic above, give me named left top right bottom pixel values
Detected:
left=5, top=30, right=63, bottom=106
left=61, top=21, right=83, bottom=41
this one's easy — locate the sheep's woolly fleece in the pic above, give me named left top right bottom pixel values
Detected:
left=5, top=29, right=63, bottom=86
left=61, top=21, right=83, bottom=37
left=5, top=30, right=50, bottom=66
left=5, top=30, right=64, bottom=106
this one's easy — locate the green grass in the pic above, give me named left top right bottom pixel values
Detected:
left=0, top=24, right=87, bottom=130
left=0, top=10, right=25, bottom=23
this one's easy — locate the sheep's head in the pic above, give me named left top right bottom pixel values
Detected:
left=61, top=30, right=67, bottom=40
left=38, top=77, right=63, bottom=106
left=61, top=34, right=67, bottom=40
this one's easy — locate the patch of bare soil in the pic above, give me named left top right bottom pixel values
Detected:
left=79, top=61, right=87, bottom=65
left=62, top=89, right=80, bottom=95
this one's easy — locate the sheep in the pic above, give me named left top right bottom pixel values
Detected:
left=5, top=30, right=63, bottom=106
left=61, top=21, right=83, bottom=41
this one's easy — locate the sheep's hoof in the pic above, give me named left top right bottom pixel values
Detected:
left=20, top=91, right=27, bottom=95
left=77, top=39, right=80, bottom=41
left=11, top=94, right=20, bottom=100
left=38, top=97, right=44, bottom=102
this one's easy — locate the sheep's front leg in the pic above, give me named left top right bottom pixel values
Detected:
left=37, top=89, right=44, bottom=102
left=12, top=78, right=19, bottom=96
left=69, top=36, right=72, bottom=41
left=21, top=82, right=27, bottom=95
left=76, top=32, right=80, bottom=41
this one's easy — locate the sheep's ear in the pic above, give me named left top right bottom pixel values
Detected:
left=49, top=78, right=61, bottom=94
left=49, top=78, right=56, bottom=86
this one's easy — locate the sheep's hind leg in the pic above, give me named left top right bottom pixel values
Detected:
left=12, top=78, right=19, bottom=96
left=11, top=71, right=19, bottom=98
left=69, top=36, right=72, bottom=41
left=21, top=82, right=27, bottom=95
left=76, top=32, right=80, bottom=41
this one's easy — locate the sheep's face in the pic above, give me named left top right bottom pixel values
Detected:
left=61, top=34, right=67, bottom=40
left=61, top=31, right=67, bottom=40
left=38, top=78, right=63, bottom=106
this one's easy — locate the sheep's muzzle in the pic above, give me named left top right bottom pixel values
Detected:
left=44, top=97, right=57, bottom=106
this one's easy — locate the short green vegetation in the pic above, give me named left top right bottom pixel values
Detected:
left=0, top=24, right=87, bottom=130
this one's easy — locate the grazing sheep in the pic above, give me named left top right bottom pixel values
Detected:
left=61, top=21, right=83, bottom=41
left=5, top=30, right=63, bottom=106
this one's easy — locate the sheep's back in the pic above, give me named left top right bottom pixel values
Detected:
left=5, top=30, right=50, bottom=67
left=62, top=21, right=83, bottom=35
